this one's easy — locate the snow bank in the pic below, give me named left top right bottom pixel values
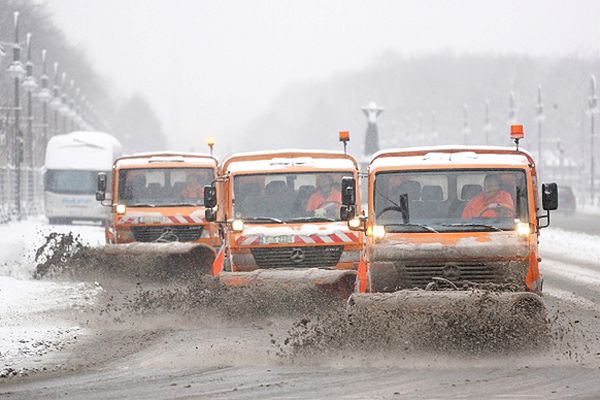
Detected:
left=540, top=228, right=600, bottom=267
left=0, top=218, right=104, bottom=371
left=0, top=216, right=104, bottom=278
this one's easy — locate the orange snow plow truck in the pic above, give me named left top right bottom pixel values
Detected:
left=94, top=152, right=219, bottom=278
left=341, top=125, right=558, bottom=320
left=204, top=144, right=362, bottom=297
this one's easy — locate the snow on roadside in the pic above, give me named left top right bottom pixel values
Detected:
left=539, top=228, right=600, bottom=267
left=0, top=217, right=105, bottom=374
left=0, top=216, right=104, bottom=278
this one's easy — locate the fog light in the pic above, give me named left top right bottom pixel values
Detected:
left=516, top=222, right=530, bottom=236
left=116, top=204, right=126, bottom=214
left=232, top=219, right=244, bottom=232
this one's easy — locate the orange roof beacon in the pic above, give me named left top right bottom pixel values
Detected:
left=95, top=152, right=220, bottom=276
left=204, top=138, right=363, bottom=298
left=340, top=125, right=558, bottom=326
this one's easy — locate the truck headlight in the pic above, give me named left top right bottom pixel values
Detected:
left=367, top=225, right=385, bottom=239
left=516, top=222, right=530, bottom=236
left=231, top=219, right=244, bottom=232
left=348, top=217, right=361, bottom=229
left=116, top=204, right=126, bottom=214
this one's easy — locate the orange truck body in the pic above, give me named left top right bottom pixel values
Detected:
left=355, top=146, right=544, bottom=294
left=105, top=152, right=220, bottom=248
left=214, top=150, right=362, bottom=278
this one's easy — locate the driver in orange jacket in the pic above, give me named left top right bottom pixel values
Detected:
left=306, top=174, right=341, bottom=215
left=462, top=174, right=514, bottom=219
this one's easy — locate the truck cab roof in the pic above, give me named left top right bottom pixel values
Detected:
left=114, top=152, right=218, bottom=169
left=222, top=149, right=359, bottom=175
left=370, top=146, right=535, bottom=172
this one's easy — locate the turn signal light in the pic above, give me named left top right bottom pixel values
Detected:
left=339, top=131, right=350, bottom=142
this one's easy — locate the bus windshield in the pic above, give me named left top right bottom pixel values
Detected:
left=45, top=170, right=110, bottom=195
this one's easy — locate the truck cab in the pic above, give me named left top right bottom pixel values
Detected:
left=343, top=143, right=558, bottom=294
left=98, top=152, right=220, bottom=248
left=210, top=150, right=362, bottom=275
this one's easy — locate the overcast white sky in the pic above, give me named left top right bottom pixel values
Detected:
left=45, top=0, right=600, bottom=151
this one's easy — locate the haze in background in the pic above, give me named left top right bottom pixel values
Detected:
left=45, top=0, right=600, bottom=154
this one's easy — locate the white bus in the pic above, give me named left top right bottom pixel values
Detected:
left=44, top=131, right=122, bottom=224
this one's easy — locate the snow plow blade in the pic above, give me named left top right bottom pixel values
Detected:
left=219, top=268, right=357, bottom=299
left=95, top=242, right=217, bottom=282
left=348, top=290, right=546, bottom=320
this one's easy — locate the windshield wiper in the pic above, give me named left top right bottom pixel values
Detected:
left=384, top=223, right=438, bottom=233
left=127, top=203, right=157, bottom=207
left=286, top=217, right=335, bottom=223
left=243, top=217, right=284, bottom=224
left=441, top=223, right=503, bottom=232
left=164, top=202, right=201, bottom=207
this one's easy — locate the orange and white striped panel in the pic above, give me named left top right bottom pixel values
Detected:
left=118, top=214, right=205, bottom=225
left=235, top=232, right=359, bottom=246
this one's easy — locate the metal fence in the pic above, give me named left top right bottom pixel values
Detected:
left=0, top=11, right=98, bottom=223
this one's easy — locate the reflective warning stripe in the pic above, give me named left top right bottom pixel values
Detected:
left=235, top=233, right=359, bottom=246
left=118, top=214, right=205, bottom=225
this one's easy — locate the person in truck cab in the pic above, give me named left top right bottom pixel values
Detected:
left=306, top=174, right=341, bottom=217
left=181, top=172, right=209, bottom=200
left=462, top=174, right=515, bottom=219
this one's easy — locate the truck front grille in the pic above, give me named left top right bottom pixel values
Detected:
left=402, top=263, right=500, bottom=287
left=131, top=225, right=204, bottom=242
left=250, top=246, right=343, bottom=269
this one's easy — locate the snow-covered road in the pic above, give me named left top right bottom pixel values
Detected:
left=1, top=215, right=600, bottom=398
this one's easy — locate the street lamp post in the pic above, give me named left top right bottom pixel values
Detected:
left=483, top=99, right=491, bottom=145
left=589, top=75, right=598, bottom=205
left=508, top=91, right=517, bottom=126
left=462, top=103, right=470, bottom=144
left=50, top=62, right=61, bottom=135
left=60, top=72, right=68, bottom=134
left=6, top=12, right=26, bottom=220
left=22, top=33, right=37, bottom=210
left=38, top=50, right=52, bottom=149
left=535, top=85, right=545, bottom=179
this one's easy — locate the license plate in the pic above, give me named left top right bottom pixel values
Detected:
left=262, top=235, right=294, bottom=244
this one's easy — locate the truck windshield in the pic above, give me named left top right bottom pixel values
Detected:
left=118, top=167, right=214, bottom=206
left=233, top=171, right=353, bottom=222
left=374, top=169, right=529, bottom=232
left=45, top=170, right=110, bottom=195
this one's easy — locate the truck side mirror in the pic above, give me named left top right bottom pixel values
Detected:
left=204, top=185, right=217, bottom=208
left=341, top=177, right=356, bottom=206
left=542, top=183, right=558, bottom=211
left=96, top=173, right=107, bottom=201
